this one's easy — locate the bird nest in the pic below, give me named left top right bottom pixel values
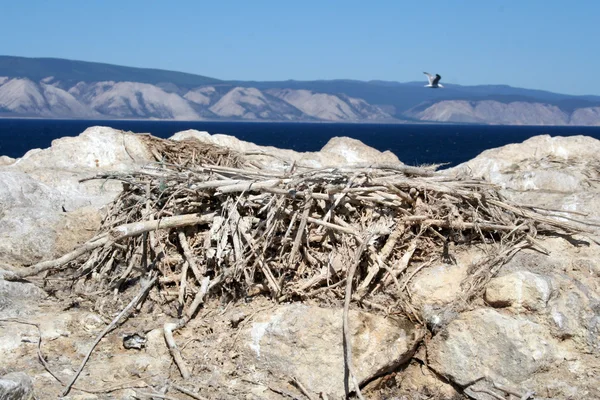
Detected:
left=12, top=136, right=588, bottom=324
left=9, top=135, right=594, bottom=395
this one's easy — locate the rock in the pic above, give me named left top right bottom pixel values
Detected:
left=485, top=271, right=554, bottom=312
left=242, top=304, right=424, bottom=398
left=0, top=205, right=101, bottom=266
left=0, top=127, right=151, bottom=265
left=408, top=260, right=469, bottom=307
left=0, top=171, right=63, bottom=211
left=0, top=372, right=34, bottom=400
left=12, top=126, right=153, bottom=173
left=447, top=135, right=600, bottom=219
left=428, top=308, right=564, bottom=398
left=548, top=277, right=600, bottom=353
left=389, top=361, right=459, bottom=400
left=0, top=157, right=15, bottom=167
left=170, top=130, right=403, bottom=170
left=0, top=274, right=47, bottom=319
left=319, top=136, right=400, bottom=165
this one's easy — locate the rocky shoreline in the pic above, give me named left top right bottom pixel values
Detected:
left=1, top=127, right=599, bottom=399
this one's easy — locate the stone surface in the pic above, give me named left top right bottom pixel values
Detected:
left=0, top=275, right=47, bottom=319
left=447, top=135, right=600, bottom=196
left=0, top=127, right=152, bottom=266
left=242, top=304, right=425, bottom=398
left=388, top=361, right=459, bottom=399
left=0, top=156, right=15, bottom=166
left=319, top=136, right=400, bottom=165
left=485, top=271, right=554, bottom=312
left=0, top=372, right=34, bottom=400
left=428, top=308, right=555, bottom=386
left=428, top=308, right=569, bottom=399
left=170, top=130, right=402, bottom=170
left=409, top=263, right=467, bottom=306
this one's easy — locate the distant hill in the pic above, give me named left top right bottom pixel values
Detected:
left=1, top=55, right=600, bottom=125
left=0, top=56, right=221, bottom=87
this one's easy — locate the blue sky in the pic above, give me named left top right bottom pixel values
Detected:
left=2, top=0, right=599, bottom=95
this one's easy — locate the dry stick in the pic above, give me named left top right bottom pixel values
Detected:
left=0, top=318, right=65, bottom=386
left=178, top=260, right=189, bottom=307
left=216, top=178, right=285, bottom=194
left=6, top=233, right=109, bottom=280
left=487, top=198, right=589, bottom=232
left=62, top=275, right=157, bottom=396
left=291, top=376, right=317, bottom=400
left=343, top=234, right=371, bottom=400
left=7, top=213, right=215, bottom=281
left=165, top=276, right=210, bottom=380
left=400, top=260, right=432, bottom=293
left=239, top=230, right=280, bottom=295
left=163, top=322, right=191, bottom=380
left=135, top=391, right=180, bottom=400
left=184, top=276, right=210, bottom=323
left=73, top=375, right=153, bottom=394
left=178, top=229, right=205, bottom=280
left=171, top=383, right=210, bottom=400
left=356, top=248, right=385, bottom=296
left=404, top=218, right=523, bottom=232
left=289, top=198, right=313, bottom=265
left=381, top=237, right=418, bottom=288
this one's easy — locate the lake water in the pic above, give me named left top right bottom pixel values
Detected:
left=2, top=119, right=600, bottom=167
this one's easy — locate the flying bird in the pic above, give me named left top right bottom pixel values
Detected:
left=424, top=72, right=443, bottom=88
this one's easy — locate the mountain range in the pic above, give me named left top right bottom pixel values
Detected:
left=2, top=55, right=600, bottom=125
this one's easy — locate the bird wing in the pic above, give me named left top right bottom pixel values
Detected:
left=432, top=74, right=442, bottom=85
left=423, top=72, right=434, bottom=85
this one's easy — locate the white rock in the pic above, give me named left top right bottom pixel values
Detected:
left=0, top=157, right=14, bottom=166
left=485, top=271, right=553, bottom=312
left=0, top=372, right=34, bottom=400
left=242, top=303, right=424, bottom=398
left=170, top=129, right=402, bottom=170
left=428, top=308, right=564, bottom=397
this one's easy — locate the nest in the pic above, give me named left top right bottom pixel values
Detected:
left=10, top=135, right=594, bottom=395
left=15, top=136, right=587, bottom=323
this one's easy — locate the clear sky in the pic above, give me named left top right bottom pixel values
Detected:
left=2, top=0, right=599, bottom=95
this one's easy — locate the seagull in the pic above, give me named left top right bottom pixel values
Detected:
left=424, top=72, right=443, bottom=88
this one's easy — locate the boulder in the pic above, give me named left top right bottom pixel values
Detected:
left=0, top=372, right=33, bottom=400
left=241, top=304, right=424, bottom=398
left=427, top=308, right=567, bottom=399
left=0, top=156, right=15, bottom=167
left=448, top=135, right=600, bottom=188
left=0, top=272, right=46, bottom=319
left=319, top=136, right=401, bottom=165
left=170, top=130, right=403, bottom=170
left=447, top=135, right=600, bottom=222
left=409, top=263, right=467, bottom=305
left=485, top=271, right=554, bottom=312
left=12, top=126, right=153, bottom=173
left=0, top=127, right=152, bottom=266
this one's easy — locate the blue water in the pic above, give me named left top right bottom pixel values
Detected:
left=2, top=119, right=600, bottom=167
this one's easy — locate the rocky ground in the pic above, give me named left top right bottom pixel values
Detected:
left=0, top=127, right=599, bottom=399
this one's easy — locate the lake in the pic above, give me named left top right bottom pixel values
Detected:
left=2, top=119, right=600, bottom=167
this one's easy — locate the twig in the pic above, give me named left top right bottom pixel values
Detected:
left=0, top=318, right=65, bottom=385
left=171, top=383, right=210, bottom=400
left=178, top=229, right=205, bottom=281
left=343, top=233, right=371, bottom=400
left=164, top=322, right=191, bottom=380
left=134, top=391, right=181, bottom=400
left=62, top=275, right=157, bottom=396
left=7, top=213, right=215, bottom=281
left=291, top=376, right=317, bottom=400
